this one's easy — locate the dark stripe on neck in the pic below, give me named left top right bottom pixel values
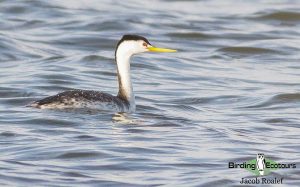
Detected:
left=117, top=72, right=126, bottom=100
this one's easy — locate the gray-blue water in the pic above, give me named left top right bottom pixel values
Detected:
left=1, top=0, right=300, bottom=186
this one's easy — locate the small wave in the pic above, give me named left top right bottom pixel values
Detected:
left=218, top=46, right=279, bottom=55
left=81, top=55, right=111, bottom=62
left=0, top=131, right=16, bottom=137
left=158, top=103, right=201, bottom=113
left=256, top=11, right=300, bottom=21
left=150, top=121, right=181, bottom=127
left=169, top=95, right=242, bottom=105
left=200, top=179, right=234, bottom=187
left=274, top=93, right=300, bottom=101
left=167, top=32, right=215, bottom=40
left=1, top=5, right=29, bottom=14
left=0, top=34, right=43, bottom=61
left=74, top=135, right=98, bottom=140
left=0, top=88, right=35, bottom=98
left=243, top=93, right=300, bottom=109
left=56, top=151, right=105, bottom=159
left=22, top=20, right=45, bottom=27
left=21, top=118, right=76, bottom=127
left=132, top=62, right=162, bottom=71
left=61, top=171, right=92, bottom=178
left=264, top=118, right=291, bottom=124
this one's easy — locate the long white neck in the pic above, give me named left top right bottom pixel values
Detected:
left=115, top=46, right=136, bottom=112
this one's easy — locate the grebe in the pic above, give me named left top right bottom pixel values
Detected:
left=30, top=35, right=176, bottom=113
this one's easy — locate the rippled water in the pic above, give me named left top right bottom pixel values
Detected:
left=1, top=0, right=300, bottom=186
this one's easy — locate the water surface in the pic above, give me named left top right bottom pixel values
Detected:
left=0, top=0, right=300, bottom=186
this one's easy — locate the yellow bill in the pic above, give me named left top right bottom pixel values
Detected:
left=147, top=46, right=177, bottom=52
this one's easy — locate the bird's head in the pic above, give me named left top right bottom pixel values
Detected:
left=115, top=35, right=176, bottom=59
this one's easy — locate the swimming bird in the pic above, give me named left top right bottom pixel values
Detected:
left=30, top=35, right=176, bottom=113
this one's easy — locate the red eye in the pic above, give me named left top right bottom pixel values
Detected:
left=143, top=42, right=148, bottom=47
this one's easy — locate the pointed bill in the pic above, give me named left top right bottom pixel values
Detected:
left=147, top=46, right=177, bottom=52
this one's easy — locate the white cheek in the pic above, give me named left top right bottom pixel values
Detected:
left=117, top=41, right=147, bottom=57
left=132, top=43, right=146, bottom=54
